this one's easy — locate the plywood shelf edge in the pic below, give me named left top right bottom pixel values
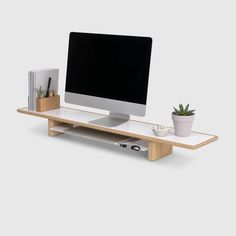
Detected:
left=17, top=107, right=218, bottom=160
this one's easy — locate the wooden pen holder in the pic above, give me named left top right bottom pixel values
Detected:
left=36, top=95, right=60, bottom=112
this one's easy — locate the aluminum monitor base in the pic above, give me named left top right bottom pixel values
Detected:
left=89, top=112, right=130, bottom=127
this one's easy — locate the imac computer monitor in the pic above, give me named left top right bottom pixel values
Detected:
left=65, top=32, right=152, bottom=127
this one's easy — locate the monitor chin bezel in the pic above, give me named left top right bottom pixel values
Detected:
left=65, top=92, right=146, bottom=117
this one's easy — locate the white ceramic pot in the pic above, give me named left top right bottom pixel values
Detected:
left=172, top=114, right=195, bottom=137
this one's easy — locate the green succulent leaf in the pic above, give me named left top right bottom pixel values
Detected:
left=184, top=104, right=189, bottom=112
left=35, top=85, right=47, bottom=98
left=173, top=104, right=195, bottom=116
left=188, top=110, right=195, bottom=114
left=173, top=107, right=179, bottom=113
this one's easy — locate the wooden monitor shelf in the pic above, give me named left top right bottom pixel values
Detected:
left=17, top=107, right=218, bottom=161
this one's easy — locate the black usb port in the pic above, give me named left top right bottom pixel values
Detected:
left=120, top=144, right=127, bottom=148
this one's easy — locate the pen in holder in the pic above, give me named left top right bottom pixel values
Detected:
left=35, top=86, right=60, bottom=112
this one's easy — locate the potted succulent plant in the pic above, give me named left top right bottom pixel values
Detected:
left=35, top=86, right=47, bottom=99
left=172, top=104, right=195, bottom=137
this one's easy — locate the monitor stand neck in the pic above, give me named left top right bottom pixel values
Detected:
left=89, top=112, right=130, bottom=127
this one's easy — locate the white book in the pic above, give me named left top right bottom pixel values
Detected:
left=28, top=68, right=59, bottom=111
left=28, top=71, right=35, bottom=110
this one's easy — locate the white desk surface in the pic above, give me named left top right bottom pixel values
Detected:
left=17, top=107, right=218, bottom=149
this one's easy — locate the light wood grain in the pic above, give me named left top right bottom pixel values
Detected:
left=148, top=142, right=173, bottom=160
left=48, top=119, right=65, bottom=137
left=36, top=95, right=60, bottom=112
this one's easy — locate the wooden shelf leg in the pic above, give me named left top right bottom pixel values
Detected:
left=48, top=119, right=65, bottom=137
left=147, top=142, right=173, bottom=160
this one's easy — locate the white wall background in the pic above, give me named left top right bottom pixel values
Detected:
left=0, top=0, right=235, bottom=235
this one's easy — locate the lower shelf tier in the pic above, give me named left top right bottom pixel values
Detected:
left=50, top=124, right=148, bottom=152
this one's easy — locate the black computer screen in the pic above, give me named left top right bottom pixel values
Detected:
left=65, top=32, right=152, bottom=105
